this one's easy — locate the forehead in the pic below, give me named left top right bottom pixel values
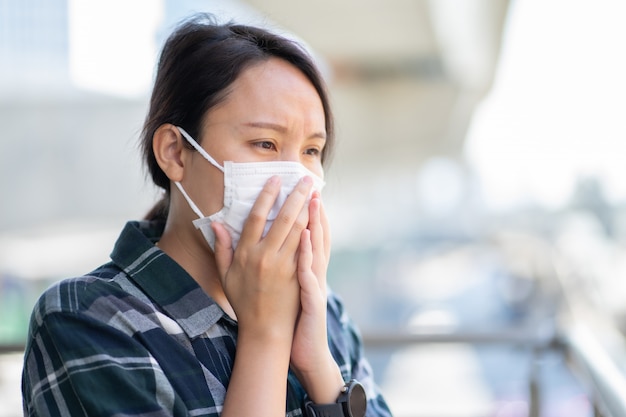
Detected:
left=236, top=58, right=316, bottom=93
left=204, top=58, right=326, bottom=127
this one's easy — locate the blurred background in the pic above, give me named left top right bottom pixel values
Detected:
left=2, top=0, right=626, bottom=416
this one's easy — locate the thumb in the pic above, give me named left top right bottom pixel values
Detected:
left=212, top=222, right=233, bottom=279
left=297, top=229, right=316, bottom=294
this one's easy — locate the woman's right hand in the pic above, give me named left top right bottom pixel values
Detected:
left=212, top=175, right=314, bottom=341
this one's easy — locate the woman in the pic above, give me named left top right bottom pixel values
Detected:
left=22, top=14, right=392, bottom=417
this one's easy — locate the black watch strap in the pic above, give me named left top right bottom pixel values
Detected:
left=303, top=379, right=367, bottom=417
left=305, top=402, right=345, bottom=417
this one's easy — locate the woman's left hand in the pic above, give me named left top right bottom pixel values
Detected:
left=290, top=192, right=345, bottom=403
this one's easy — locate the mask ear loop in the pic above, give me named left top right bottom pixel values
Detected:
left=174, top=127, right=226, bottom=221
left=174, top=182, right=205, bottom=219
left=176, top=126, right=225, bottom=173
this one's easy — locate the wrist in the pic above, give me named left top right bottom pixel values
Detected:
left=296, top=355, right=345, bottom=404
left=238, top=318, right=295, bottom=346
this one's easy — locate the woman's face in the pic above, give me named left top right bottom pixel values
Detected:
left=183, top=57, right=327, bottom=217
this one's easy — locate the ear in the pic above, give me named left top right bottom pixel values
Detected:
left=153, top=124, right=187, bottom=182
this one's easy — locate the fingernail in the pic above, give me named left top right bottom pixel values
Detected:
left=268, top=175, right=280, bottom=185
left=301, top=176, right=312, bottom=185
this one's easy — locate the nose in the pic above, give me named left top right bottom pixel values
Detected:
left=280, top=147, right=301, bottom=163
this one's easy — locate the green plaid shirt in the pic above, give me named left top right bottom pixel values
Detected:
left=22, top=221, right=392, bottom=416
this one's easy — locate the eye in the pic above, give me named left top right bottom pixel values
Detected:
left=253, top=141, right=276, bottom=151
left=304, top=147, right=321, bottom=157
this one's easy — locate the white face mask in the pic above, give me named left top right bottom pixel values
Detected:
left=174, top=127, right=325, bottom=251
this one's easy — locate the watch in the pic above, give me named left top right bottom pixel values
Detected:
left=304, top=379, right=367, bottom=417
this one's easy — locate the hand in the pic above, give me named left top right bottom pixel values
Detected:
left=290, top=192, right=329, bottom=369
left=212, top=175, right=314, bottom=342
left=290, top=193, right=345, bottom=402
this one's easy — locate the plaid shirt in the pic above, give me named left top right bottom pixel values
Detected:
left=22, top=221, right=392, bottom=416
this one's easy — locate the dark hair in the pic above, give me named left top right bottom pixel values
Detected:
left=141, top=14, right=334, bottom=221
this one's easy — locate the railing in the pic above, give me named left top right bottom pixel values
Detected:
left=362, top=324, right=626, bottom=417
left=564, top=325, right=626, bottom=417
left=362, top=326, right=557, bottom=348
left=363, top=326, right=557, bottom=417
left=0, top=343, right=25, bottom=354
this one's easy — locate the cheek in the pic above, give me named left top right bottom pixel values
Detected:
left=187, top=163, right=225, bottom=214
left=203, top=174, right=225, bottom=214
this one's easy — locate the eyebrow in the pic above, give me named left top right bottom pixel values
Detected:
left=243, top=121, right=326, bottom=140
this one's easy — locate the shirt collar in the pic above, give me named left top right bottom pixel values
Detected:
left=109, top=220, right=232, bottom=338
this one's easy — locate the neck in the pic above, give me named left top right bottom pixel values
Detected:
left=157, top=216, right=236, bottom=320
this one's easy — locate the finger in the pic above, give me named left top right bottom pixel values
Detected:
left=308, top=197, right=327, bottom=294
left=263, top=176, right=313, bottom=249
left=298, top=229, right=313, bottom=275
left=297, top=229, right=316, bottom=295
left=319, top=198, right=332, bottom=262
left=309, top=191, right=331, bottom=260
left=238, top=175, right=281, bottom=245
left=282, top=199, right=312, bottom=258
left=308, top=196, right=324, bottom=262
left=212, top=222, right=233, bottom=280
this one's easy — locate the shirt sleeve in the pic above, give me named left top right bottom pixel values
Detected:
left=22, top=310, right=189, bottom=417
left=326, top=291, right=394, bottom=417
